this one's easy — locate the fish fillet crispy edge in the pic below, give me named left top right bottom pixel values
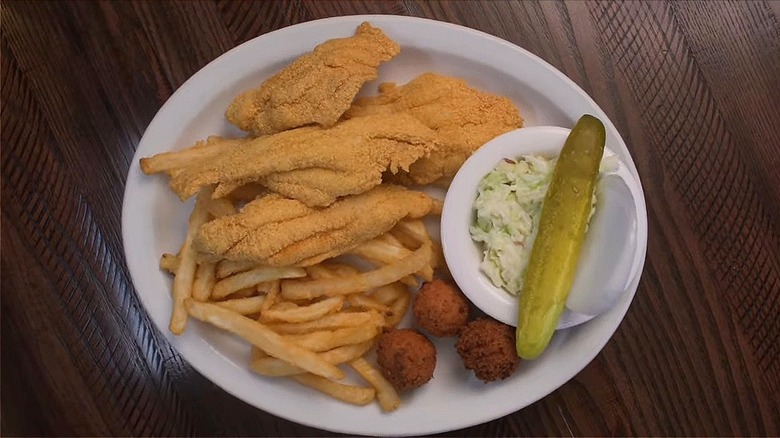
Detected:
left=226, top=22, right=400, bottom=136
left=193, top=185, right=440, bottom=267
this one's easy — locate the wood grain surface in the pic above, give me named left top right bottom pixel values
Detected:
left=2, top=0, right=779, bottom=436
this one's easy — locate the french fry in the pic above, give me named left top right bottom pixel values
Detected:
left=377, top=232, right=406, bottom=248
left=224, top=287, right=259, bottom=299
left=431, top=240, right=444, bottom=270
left=185, top=300, right=344, bottom=380
left=260, top=280, right=280, bottom=313
left=251, top=341, right=373, bottom=377
left=305, top=263, right=361, bottom=279
left=386, top=286, right=411, bottom=327
left=346, top=294, right=392, bottom=316
left=355, top=237, right=414, bottom=261
left=389, top=228, right=420, bottom=250
left=170, top=188, right=212, bottom=335
left=391, top=220, right=435, bottom=280
left=266, top=311, right=380, bottom=335
left=281, top=243, right=431, bottom=300
left=159, top=253, right=180, bottom=274
left=260, top=296, right=344, bottom=323
left=395, top=219, right=430, bottom=245
left=216, top=259, right=257, bottom=279
left=140, top=137, right=247, bottom=175
left=256, top=280, right=279, bottom=295
left=349, top=238, right=426, bottom=284
left=369, top=282, right=406, bottom=305
left=213, top=266, right=306, bottom=299
left=192, top=261, right=216, bottom=301
left=215, top=295, right=267, bottom=315
left=291, top=373, right=375, bottom=406
left=350, top=357, right=401, bottom=412
left=284, top=323, right=379, bottom=352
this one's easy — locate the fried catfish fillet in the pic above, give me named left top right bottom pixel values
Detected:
left=193, top=185, right=441, bottom=266
left=226, top=22, right=400, bottom=136
left=344, top=72, right=523, bottom=185
left=150, top=113, right=440, bottom=206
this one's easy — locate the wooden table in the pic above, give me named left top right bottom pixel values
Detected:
left=3, top=1, right=779, bottom=436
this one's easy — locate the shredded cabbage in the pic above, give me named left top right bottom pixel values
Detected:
left=470, top=155, right=600, bottom=296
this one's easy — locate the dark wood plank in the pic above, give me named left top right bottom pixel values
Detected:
left=2, top=0, right=778, bottom=436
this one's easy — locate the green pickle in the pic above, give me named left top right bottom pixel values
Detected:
left=515, top=114, right=606, bottom=359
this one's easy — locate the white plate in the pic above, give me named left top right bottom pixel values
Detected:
left=122, top=15, right=648, bottom=437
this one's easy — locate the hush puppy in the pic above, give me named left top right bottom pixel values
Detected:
left=376, top=328, right=436, bottom=391
left=413, top=280, right=470, bottom=337
left=455, top=318, right=519, bottom=382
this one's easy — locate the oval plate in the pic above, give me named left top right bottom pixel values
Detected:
left=122, top=15, right=648, bottom=437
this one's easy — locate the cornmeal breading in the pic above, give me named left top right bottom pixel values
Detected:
left=161, top=113, right=441, bottom=205
left=194, top=185, right=441, bottom=266
left=226, top=22, right=400, bottom=136
left=344, top=73, right=523, bottom=185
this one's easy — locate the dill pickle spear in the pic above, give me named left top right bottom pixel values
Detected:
left=516, top=114, right=606, bottom=359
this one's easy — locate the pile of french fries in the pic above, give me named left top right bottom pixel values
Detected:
left=159, top=186, right=442, bottom=412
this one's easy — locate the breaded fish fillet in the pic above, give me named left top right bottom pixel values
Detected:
left=226, top=22, right=400, bottom=136
left=159, top=113, right=441, bottom=205
left=193, top=185, right=440, bottom=266
left=344, top=73, right=523, bottom=185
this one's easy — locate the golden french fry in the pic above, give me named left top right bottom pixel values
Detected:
left=260, top=296, right=344, bottom=323
left=348, top=239, right=409, bottom=264
left=281, top=243, right=431, bottom=300
left=266, top=311, right=380, bottom=335
left=389, top=220, right=435, bottom=280
left=377, top=232, right=406, bottom=248
left=346, top=294, right=392, bottom=316
left=350, top=357, right=401, bottom=412
left=386, top=286, right=411, bottom=327
left=395, top=219, right=430, bottom=245
left=256, top=280, right=279, bottom=294
left=284, top=323, right=380, bottom=352
left=270, top=301, right=298, bottom=311
left=251, top=341, right=373, bottom=377
left=325, top=263, right=362, bottom=277
left=213, top=266, right=306, bottom=299
left=349, top=238, right=425, bottom=284
left=369, top=282, right=405, bottom=305
left=260, top=280, right=281, bottom=313
left=305, top=263, right=361, bottom=279
left=353, top=237, right=413, bottom=261
left=417, top=265, right=434, bottom=282
left=159, top=253, right=180, bottom=274
left=291, top=373, right=375, bottom=406
left=216, top=259, right=257, bottom=279
left=192, top=261, right=216, bottom=301
left=431, top=240, right=444, bottom=270
left=304, top=265, right=328, bottom=280
left=215, top=295, right=267, bottom=315
left=185, top=300, right=344, bottom=380
left=389, top=228, right=420, bottom=250
left=170, top=188, right=213, bottom=335
left=224, top=287, right=258, bottom=299
left=140, top=136, right=247, bottom=175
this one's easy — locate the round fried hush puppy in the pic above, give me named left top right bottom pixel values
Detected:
left=376, top=328, right=436, bottom=391
left=413, top=280, right=470, bottom=337
left=455, top=318, right=519, bottom=382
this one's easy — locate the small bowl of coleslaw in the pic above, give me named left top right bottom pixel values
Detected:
left=441, top=126, right=644, bottom=329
